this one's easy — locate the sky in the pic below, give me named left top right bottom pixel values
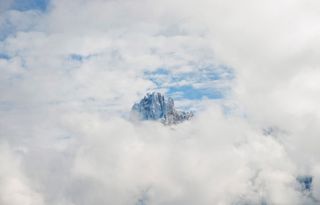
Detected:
left=0, top=0, right=320, bottom=204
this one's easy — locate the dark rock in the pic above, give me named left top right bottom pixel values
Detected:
left=131, top=92, right=193, bottom=124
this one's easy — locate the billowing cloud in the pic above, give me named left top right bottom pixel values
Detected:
left=0, top=0, right=320, bottom=204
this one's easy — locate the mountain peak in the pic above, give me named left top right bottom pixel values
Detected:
left=131, top=92, right=193, bottom=124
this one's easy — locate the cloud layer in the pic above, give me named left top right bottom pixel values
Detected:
left=0, top=0, right=320, bottom=204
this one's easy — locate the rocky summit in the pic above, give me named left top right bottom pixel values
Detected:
left=131, top=92, right=193, bottom=124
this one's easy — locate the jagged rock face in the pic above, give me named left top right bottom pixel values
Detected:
left=131, top=92, right=193, bottom=124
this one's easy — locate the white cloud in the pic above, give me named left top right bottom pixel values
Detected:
left=0, top=144, right=44, bottom=205
left=0, top=0, right=320, bottom=204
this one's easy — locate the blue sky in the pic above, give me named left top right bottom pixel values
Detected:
left=0, top=52, right=10, bottom=60
left=144, top=66, right=234, bottom=101
left=10, top=0, right=50, bottom=11
left=0, top=0, right=50, bottom=40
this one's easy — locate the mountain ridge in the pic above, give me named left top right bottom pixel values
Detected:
left=131, top=92, right=193, bottom=124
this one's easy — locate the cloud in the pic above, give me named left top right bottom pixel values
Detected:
left=0, top=0, right=320, bottom=204
left=0, top=144, right=44, bottom=205
left=0, top=0, right=14, bottom=13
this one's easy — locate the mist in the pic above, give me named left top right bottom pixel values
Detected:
left=1, top=0, right=320, bottom=204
